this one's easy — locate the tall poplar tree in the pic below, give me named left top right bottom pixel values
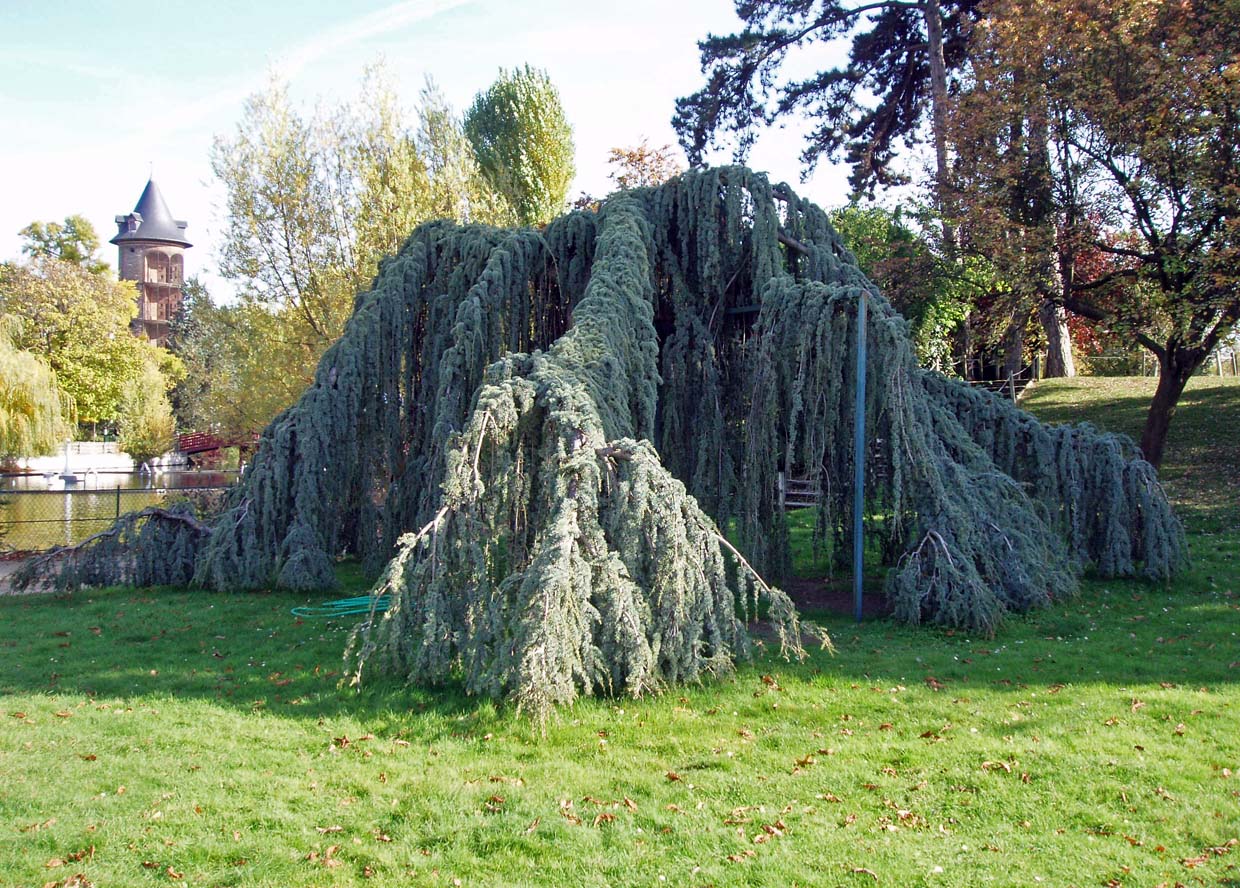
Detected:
left=464, top=65, right=576, bottom=226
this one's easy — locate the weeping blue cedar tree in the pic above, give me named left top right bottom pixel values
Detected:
left=17, top=168, right=1185, bottom=720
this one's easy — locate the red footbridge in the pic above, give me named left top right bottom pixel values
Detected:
left=175, top=432, right=260, bottom=458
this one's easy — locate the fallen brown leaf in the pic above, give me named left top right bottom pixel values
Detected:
left=323, top=844, right=341, bottom=868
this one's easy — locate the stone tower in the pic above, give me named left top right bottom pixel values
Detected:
left=110, top=179, right=191, bottom=347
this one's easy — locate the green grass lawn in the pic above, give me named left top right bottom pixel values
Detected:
left=2, top=377, right=1238, bottom=887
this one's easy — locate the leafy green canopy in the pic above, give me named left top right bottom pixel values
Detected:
left=673, top=1, right=979, bottom=194
left=0, top=257, right=174, bottom=426
left=19, top=214, right=110, bottom=276
left=20, top=168, right=1184, bottom=718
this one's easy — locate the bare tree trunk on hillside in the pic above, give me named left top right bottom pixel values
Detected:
left=1039, top=299, right=1075, bottom=377
left=1142, top=349, right=1197, bottom=469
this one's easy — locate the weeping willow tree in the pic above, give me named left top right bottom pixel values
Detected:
left=17, top=167, right=1184, bottom=718
left=0, top=316, right=70, bottom=462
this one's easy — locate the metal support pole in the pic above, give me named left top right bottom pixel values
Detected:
left=853, top=291, right=868, bottom=623
left=116, top=485, right=120, bottom=519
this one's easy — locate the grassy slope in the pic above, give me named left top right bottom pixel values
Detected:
left=2, top=378, right=1238, bottom=888
left=1021, top=376, right=1240, bottom=534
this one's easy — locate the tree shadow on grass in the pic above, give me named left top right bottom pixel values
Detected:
left=0, top=585, right=494, bottom=738
left=1, top=532, right=1236, bottom=737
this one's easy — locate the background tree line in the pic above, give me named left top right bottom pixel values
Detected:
left=10, top=3, right=1231, bottom=472
left=675, top=0, right=1239, bottom=466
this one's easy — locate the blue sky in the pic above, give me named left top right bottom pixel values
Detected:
left=0, top=0, right=874, bottom=299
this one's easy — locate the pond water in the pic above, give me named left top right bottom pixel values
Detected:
left=0, top=471, right=238, bottom=551
left=2, top=470, right=237, bottom=492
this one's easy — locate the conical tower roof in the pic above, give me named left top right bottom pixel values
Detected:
left=110, top=179, right=191, bottom=248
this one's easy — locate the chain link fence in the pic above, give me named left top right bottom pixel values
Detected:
left=0, top=483, right=231, bottom=554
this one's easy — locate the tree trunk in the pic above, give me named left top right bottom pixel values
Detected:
left=1139, top=352, right=1195, bottom=468
left=1039, top=299, right=1075, bottom=377
left=955, top=314, right=976, bottom=380
left=922, top=0, right=955, bottom=252
left=1002, top=320, right=1024, bottom=380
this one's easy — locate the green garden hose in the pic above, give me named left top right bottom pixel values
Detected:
left=291, top=595, right=389, bottom=619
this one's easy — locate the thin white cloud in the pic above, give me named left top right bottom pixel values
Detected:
left=152, top=0, right=473, bottom=139
left=0, top=47, right=126, bottom=83
left=273, top=0, right=473, bottom=81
